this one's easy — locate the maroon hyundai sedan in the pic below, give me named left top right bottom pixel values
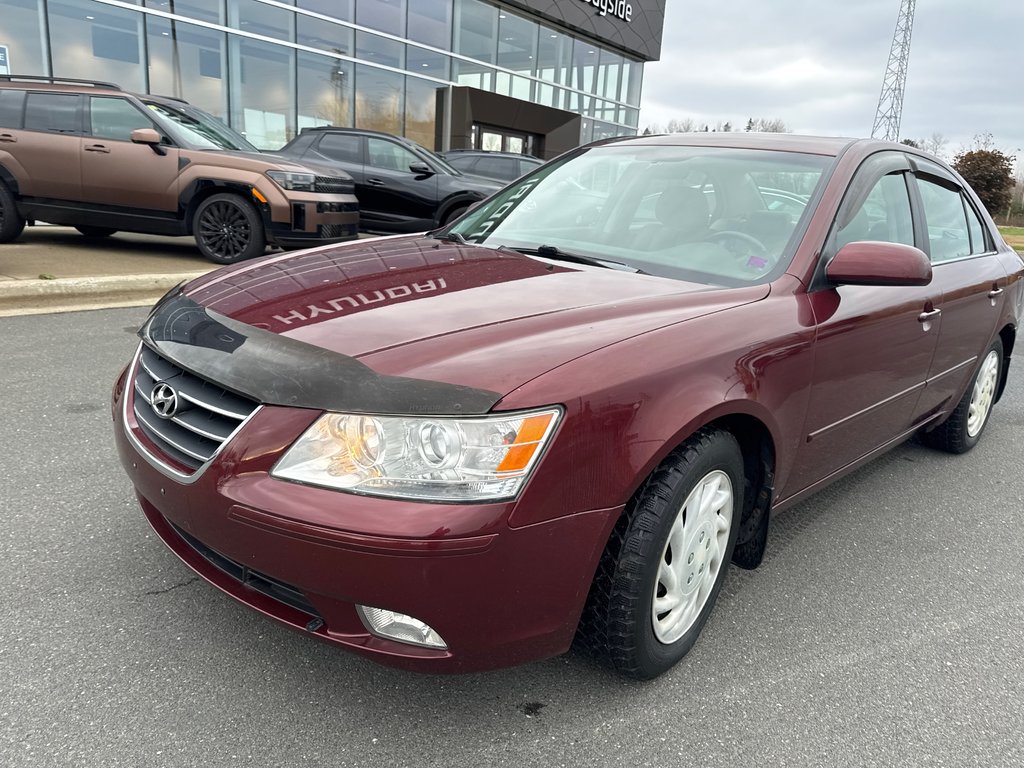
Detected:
left=113, top=133, right=1022, bottom=679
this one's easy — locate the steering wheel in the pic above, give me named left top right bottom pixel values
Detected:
left=707, top=230, right=770, bottom=271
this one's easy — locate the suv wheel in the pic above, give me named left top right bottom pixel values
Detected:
left=193, top=193, right=266, bottom=264
left=0, top=181, right=26, bottom=243
left=75, top=226, right=117, bottom=238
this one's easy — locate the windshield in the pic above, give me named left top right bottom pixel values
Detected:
left=448, top=144, right=833, bottom=286
left=145, top=102, right=259, bottom=152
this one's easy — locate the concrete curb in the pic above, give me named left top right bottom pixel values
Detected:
left=0, top=272, right=209, bottom=317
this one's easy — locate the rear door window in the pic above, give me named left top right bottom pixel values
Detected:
left=0, top=89, right=25, bottom=128
left=318, top=133, right=362, bottom=164
left=24, top=92, right=80, bottom=134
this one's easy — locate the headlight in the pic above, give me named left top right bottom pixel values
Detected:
left=271, top=408, right=561, bottom=502
left=266, top=170, right=316, bottom=192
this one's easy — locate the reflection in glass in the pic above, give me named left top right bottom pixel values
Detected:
left=49, top=0, right=145, bottom=91
left=496, top=10, right=536, bottom=78
left=537, top=26, right=571, bottom=88
left=297, top=15, right=353, bottom=56
left=454, top=0, right=496, bottom=64
left=146, top=16, right=227, bottom=118
left=296, top=0, right=352, bottom=22
left=297, top=52, right=352, bottom=130
left=356, top=0, right=406, bottom=37
left=1, top=0, right=48, bottom=77
left=407, top=0, right=452, bottom=49
left=406, top=48, right=449, bottom=81
left=229, top=36, right=295, bottom=148
left=145, top=1, right=224, bottom=25
left=356, top=31, right=404, bottom=69
left=405, top=76, right=440, bottom=149
left=355, top=64, right=403, bottom=134
left=228, top=0, right=293, bottom=43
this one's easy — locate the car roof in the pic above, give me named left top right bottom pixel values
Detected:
left=602, top=132, right=864, bottom=157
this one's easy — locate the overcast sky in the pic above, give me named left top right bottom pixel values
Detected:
left=638, top=0, right=1024, bottom=164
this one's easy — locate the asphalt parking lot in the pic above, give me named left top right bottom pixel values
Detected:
left=2, top=300, right=1023, bottom=767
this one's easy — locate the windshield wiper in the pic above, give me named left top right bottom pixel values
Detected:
left=504, top=244, right=643, bottom=273
left=431, top=230, right=468, bottom=244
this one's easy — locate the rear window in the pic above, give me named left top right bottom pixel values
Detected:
left=25, top=93, right=79, bottom=134
left=0, top=89, right=25, bottom=129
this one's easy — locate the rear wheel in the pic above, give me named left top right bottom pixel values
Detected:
left=923, top=337, right=1003, bottom=454
left=193, top=193, right=266, bottom=264
left=75, top=226, right=117, bottom=238
left=578, top=428, right=743, bottom=679
left=0, top=181, right=26, bottom=242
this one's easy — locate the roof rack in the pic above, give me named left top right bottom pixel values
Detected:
left=0, top=75, right=122, bottom=89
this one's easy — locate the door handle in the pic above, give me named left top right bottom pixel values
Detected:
left=0, top=133, right=15, bottom=143
left=988, top=288, right=1004, bottom=298
left=918, top=308, right=941, bottom=322
left=84, top=144, right=110, bottom=153
left=366, top=178, right=385, bottom=186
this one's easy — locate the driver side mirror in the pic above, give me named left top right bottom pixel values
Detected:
left=131, top=128, right=167, bottom=156
left=826, top=241, right=932, bottom=287
left=409, top=161, right=434, bottom=176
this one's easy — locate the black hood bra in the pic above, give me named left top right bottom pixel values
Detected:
left=140, top=291, right=502, bottom=416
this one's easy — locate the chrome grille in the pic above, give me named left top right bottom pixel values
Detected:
left=314, top=176, right=353, bottom=194
left=132, top=345, right=258, bottom=473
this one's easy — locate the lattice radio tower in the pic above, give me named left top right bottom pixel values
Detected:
left=871, top=0, right=916, bottom=142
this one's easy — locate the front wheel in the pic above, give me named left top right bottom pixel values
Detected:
left=0, top=181, right=26, bottom=243
left=193, top=193, right=266, bottom=264
left=923, top=337, right=1003, bottom=454
left=578, top=428, right=743, bottom=679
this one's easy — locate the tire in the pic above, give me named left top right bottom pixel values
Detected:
left=75, top=226, right=117, bottom=238
left=0, top=180, right=26, bottom=243
left=442, top=204, right=469, bottom=226
left=578, top=428, right=743, bottom=679
left=922, top=337, right=1003, bottom=454
left=192, top=193, right=266, bottom=264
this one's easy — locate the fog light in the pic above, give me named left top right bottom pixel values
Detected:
left=357, top=606, right=447, bottom=649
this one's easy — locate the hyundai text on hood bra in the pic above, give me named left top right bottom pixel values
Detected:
left=113, top=133, right=1022, bottom=679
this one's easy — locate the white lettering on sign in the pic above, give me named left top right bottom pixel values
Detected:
left=578, top=0, right=633, bottom=23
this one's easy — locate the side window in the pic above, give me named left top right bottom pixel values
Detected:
left=475, top=156, right=518, bottom=180
left=367, top=137, right=419, bottom=172
left=89, top=97, right=153, bottom=141
left=963, top=197, right=989, bottom=255
left=0, top=89, right=25, bottom=129
left=318, top=133, right=362, bottom=164
left=834, top=172, right=914, bottom=249
left=917, top=177, right=970, bottom=263
left=24, top=93, right=80, bottom=134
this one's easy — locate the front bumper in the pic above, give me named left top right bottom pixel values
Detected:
left=112, top=364, right=620, bottom=673
left=265, top=193, right=360, bottom=248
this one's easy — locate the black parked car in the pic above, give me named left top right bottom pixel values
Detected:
left=274, top=127, right=502, bottom=234
left=440, top=150, right=544, bottom=182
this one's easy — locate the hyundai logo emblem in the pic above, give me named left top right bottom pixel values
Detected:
left=151, top=381, right=179, bottom=419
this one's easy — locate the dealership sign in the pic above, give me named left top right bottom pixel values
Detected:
left=0, top=45, right=9, bottom=76
left=578, top=0, right=633, bottom=23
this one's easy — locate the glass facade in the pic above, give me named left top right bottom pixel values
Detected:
left=0, top=0, right=644, bottom=150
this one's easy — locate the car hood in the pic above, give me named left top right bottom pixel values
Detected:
left=176, top=236, right=768, bottom=405
left=211, top=150, right=353, bottom=179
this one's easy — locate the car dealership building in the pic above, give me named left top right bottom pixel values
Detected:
left=0, top=0, right=665, bottom=158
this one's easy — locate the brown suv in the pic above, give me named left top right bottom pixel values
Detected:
left=0, top=76, right=359, bottom=263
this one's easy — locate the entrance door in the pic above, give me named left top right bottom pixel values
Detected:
left=472, top=124, right=535, bottom=156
